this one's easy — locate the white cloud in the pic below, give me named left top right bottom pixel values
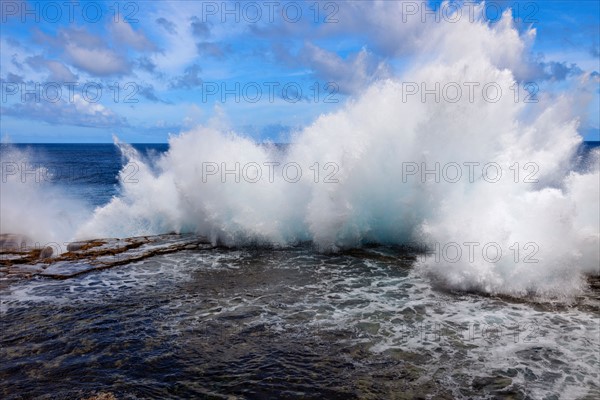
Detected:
left=110, top=20, right=157, bottom=52
left=72, top=94, right=113, bottom=117
left=25, top=55, right=78, bottom=82
left=44, top=60, right=78, bottom=82
left=65, top=44, right=130, bottom=76
left=156, top=18, right=177, bottom=35
left=299, top=43, right=391, bottom=94
left=2, top=95, right=127, bottom=128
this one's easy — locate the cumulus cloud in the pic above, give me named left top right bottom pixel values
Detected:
left=25, top=55, right=78, bottom=82
left=139, top=84, right=170, bottom=103
left=30, top=25, right=156, bottom=77
left=190, top=16, right=211, bottom=38
left=541, top=61, right=583, bottom=81
left=156, top=17, right=177, bottom=35
left=11, top=54, right=24, bottom=70
left=518, top=55, right=586, bottom=82
left=5, top=37, right=22, bottom=48
left=38, top=27, right=132, bottom=76
left=250, top=1, right=430, bottom=57
left=137, top=56, right=157, bottom=73
left=4, top=72, right=24, bottom=83
left=65, top=45, right=130, bottom=76
left=297, top=43, right=391, bottom=94
left=1, top=95, right=127, bottom=128
left=110, top=20, right=157, bottom=52
left=196, top=42, right=230, bottom=59
left=169, top=64, right=202, bottom=89
left=2, top=0, right=597, bottom=142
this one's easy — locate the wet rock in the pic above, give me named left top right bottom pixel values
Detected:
left=383, top=348, right=431, bottom=365
left=8, top=264, right=45, bottom=275
left=541, top=371, right=562, bottom=383
left=40, top=261, right=98, bottom=278
left=81, top=392, right=117, bottom=400
left=355, top=321, right=380, bottom=336
left=67, top=240, right=102, bottom=252
left=523, top=367, right=538, bottom=381
left=471, top=375, right=512, bottom=391
left=39, top=246, right=53, bottom=259
left=516, top=347, right=544, bottom=362
left=1, top=233, right=213, bottom=279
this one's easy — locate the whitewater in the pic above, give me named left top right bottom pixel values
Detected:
left=5, top=8, right=597, bottom=299
left=2, top=5, right=600, bottom=399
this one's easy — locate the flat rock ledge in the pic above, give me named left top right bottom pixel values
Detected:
left=0, top=233, right=214, bottom=279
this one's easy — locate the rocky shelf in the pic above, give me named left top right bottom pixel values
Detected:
left=0, top=233, right=214, bottom=279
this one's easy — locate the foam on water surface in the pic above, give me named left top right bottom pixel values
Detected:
left=2, top=247, right=598, bottom=398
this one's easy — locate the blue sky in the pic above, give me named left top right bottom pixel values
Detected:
left=1, top=0, right=598, bottom=143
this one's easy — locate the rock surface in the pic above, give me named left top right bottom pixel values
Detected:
left=0, top=233, right=213, bottom=279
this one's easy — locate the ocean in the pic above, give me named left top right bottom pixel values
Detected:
left=0, top=142, right=599, bottom=399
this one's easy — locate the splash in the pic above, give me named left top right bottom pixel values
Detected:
left=6, top=7, right=599, bottom=298
left=0, top=145, right=90, bottom=251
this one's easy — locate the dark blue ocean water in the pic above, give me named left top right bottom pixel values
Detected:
left=0, top=143, right=169, bottom=208
left=1, top=141, right=599, bottom=399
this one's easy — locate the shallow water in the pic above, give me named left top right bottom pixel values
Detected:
left=1, top=246, right=598, bottom=399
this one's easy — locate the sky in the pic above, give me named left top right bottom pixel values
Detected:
left=0, top=0, right=598, bottom=143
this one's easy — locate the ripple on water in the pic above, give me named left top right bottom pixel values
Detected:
left=1, top=247, right=598, bottom=399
